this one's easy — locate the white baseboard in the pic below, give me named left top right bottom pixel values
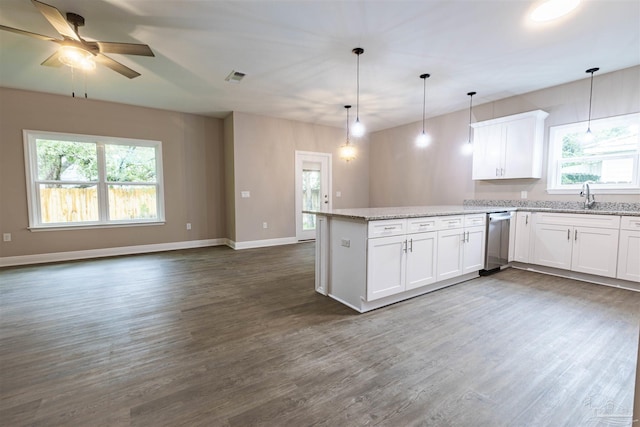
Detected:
left=228, top=237, right=298, bottom=250
left=0, top=238, right=228, bottom=267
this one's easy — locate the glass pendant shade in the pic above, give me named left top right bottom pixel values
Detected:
left=416, top=131, right=431, bottom=148
left=351, top=118, right=365, bottom=138
left=340, top=105, right=356, bottom=162
left=58, top=45, right=96, bottom=71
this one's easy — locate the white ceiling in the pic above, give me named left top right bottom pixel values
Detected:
left=0, top=0, right=639, bottom=132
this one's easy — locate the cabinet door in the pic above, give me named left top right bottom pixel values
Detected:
left=367, top=235, right=406, bottom=301
left=463, top=225, right=486, bottom=274
left=472, top=125, right=503, bottom=179
left=571, top=227, right=619, bottom=278
left=514, top=212, right=532, bottom=263
left=406, top=231, right=437, bottom=290
left=437, top=228, right=464, bottom=281
left=502, top=117, right=537, bottom=178
left=532, top=223, right=572, bottom=270
left=617, top=230, right=640, bottom=282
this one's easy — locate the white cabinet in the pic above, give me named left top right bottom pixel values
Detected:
left=617, top=216, right=640, bottom=282
left=367, top=234, right=406, bottom=301
left=436, top=214, right=486, bottom=281
left=471, top=110, right=548, bottom=180
left=532, top=213, right=620, bottom=278
left=366, top=218, right=438, bottom=301
left=513, top=211, right=532, bottom=263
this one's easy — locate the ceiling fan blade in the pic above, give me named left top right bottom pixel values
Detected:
left=95, top=54, right=141, bottom=79
left=0, top=24, right=57, bottom=41
left=41, top=50, right=63, bottom=67
left=97, top=42, right=154, bottom=57
left=31, top=0, right=80, bottom=41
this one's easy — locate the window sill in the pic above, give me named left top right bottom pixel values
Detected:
left=546, top=188, right=640, bottom=195
left=28, top=221, right=166, bottom=232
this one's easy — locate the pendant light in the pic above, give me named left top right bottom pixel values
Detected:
left=584, top=67, right=599, bottom=143
left=416, top=73, right=432, bottom=148
left=339, top=105, right=357, bottom=161
left=461, top=91, right=476, bottom=155
left=351, top=48, right=365, bottom=137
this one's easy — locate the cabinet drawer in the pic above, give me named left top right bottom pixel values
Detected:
left=620, top=216, right=640, bottom=231
left=536, top=212, right=620, bottom=229
left=368, top=219, right=406, bottom=238
left=436, top=216, right=464, bottom=230
left=407, top=217, right=437, bottom=234
left=464, top=214, right=486, bottom=227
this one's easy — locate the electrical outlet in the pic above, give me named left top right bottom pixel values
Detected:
left=3, top=233, right=11, bottom=242
left=263, top=222, right=268, bottom=229
left=241, top=191, right=251, bottom=198
left=521, top=191, right=528, bottom=199
left=186, top=223, right=192, bottom=230
left=341, top=238, right=350, bottom=248
left=336, top=191, right=342, bottom=197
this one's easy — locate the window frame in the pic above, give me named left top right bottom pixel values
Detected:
left=23, top=129, right=165, bottom=230
left=546, top=112, right=640, bottom=195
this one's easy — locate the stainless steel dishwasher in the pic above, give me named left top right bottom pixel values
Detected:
left=482, top=211, right=512, bottom=273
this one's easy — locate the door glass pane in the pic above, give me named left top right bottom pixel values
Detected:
left=302, top=169, right=321, bottom=231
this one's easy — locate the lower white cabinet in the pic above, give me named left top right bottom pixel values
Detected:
left=513, top=211, right=532, bottom=263
left=532, top=213, right=620, bottom=279
left=366, top=228, right=438, bottom=301
left=436, top=216, right=486, bottom=281
left=617, top=217, right=640, bottom=282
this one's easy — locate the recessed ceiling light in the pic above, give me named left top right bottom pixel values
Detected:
left=225, top=70, right=246, bottom=83
left=530, top=0, right=581, bottom=22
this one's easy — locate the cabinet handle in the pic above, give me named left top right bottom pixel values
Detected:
left=383, top=226, right=395, bottom=230
left=496, top=168, right=499, bottom=177
left=410, top=238, right=413, bottom=252
left=466, top=231, right=470, bottom=242
left=501, top=168, right=505, bottom=176
left=567, top=229, right=570, bottom=240
left=403, top=240, right=407, bottom=253
left=525, top=214, right=529, bottom=225
left=574, top=230, right=578, bottom=241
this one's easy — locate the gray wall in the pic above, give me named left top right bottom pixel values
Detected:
left=369, top=65, right=640, bottom=206
left=229, top=111, right=369, bottom=243
left=0, top=87, right=226, bottom=258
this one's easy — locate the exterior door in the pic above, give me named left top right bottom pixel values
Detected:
left=295, top=151, right=331, bottom=241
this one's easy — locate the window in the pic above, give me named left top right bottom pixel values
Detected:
left=547, top=112, right=640, bottom=194
left=24, top=130, right=164, bottom=229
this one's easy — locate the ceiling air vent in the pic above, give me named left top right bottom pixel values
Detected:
left=225, top=70, right=246, bottom=83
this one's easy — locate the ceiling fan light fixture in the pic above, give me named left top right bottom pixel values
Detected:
left=530, top=0, right=581, bottom=22
left=58, top=45, right=95, bottom=71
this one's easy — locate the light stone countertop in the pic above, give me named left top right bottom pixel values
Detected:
left=305, top=205, right=640, bottom=221
left=305, top=205, right=515, bottom=221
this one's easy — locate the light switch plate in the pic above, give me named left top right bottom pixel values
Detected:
left=241, top=191, right=250, bottom=198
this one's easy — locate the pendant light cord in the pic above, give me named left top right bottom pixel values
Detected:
left=585, top=67, right=599, bottom=130
left=422, top=77, right=426, bottom=133
left=466, top=91, right=476, bottom=143
left=346, top=106, right=351, bottom=144
left=356, top=53, right=360, bottom=121
left=587, top=72, right=594, bottom=128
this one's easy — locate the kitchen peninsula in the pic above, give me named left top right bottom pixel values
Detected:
left=310, top=206, right=513, bottom=312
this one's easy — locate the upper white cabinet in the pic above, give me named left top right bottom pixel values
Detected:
left=617, top=216, right=640, bottom=282
left=472, top=110, right=549, bottom=180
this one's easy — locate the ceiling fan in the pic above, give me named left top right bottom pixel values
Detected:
left=0, top=0, right=154, bottom=78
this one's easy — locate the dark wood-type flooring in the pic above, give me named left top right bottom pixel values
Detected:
left=1, top=242, right=639, bottom=426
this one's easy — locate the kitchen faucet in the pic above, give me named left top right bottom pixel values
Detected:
left=580, top=181, right=596, bottom=209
